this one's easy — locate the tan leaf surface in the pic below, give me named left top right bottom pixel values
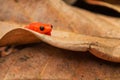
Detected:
left=85, top=0, right=120, bottom=12
left=1, top=43, right=120, bottom=80
left=0, top=0, right=120, bottom=38
left=1, top=21, right=120, bottom=62
left=0, top=0, right=120, bottom=79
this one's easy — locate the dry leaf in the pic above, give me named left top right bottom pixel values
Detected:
left=0, top=0, right=120, bottom=38
left=85, top=0, right=120, bottom=12
left=1, top=43, right=120, bottom=80
left=0, top=0, right=120, bottom=79
left=0, top=21, right=120, bottom=62
left=63, top=0, right=77, bottom=4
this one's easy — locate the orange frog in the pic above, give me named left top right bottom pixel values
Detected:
left=25, top=22, right=53, bottom=35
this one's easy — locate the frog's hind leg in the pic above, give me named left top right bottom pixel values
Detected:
left=0, top=45, right=16, bottom=57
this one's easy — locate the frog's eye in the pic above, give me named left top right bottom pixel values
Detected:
left=51, top=25, right=53, bottom=28
left=40, top=26, right=44, bottom=31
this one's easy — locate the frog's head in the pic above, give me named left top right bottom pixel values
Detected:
left=25, top=22, right=53, bottom=35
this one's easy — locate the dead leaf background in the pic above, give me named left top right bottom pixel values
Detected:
left=0, top=0, right=120, bottom=79
left=85, top=0, right=120, bottom=12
